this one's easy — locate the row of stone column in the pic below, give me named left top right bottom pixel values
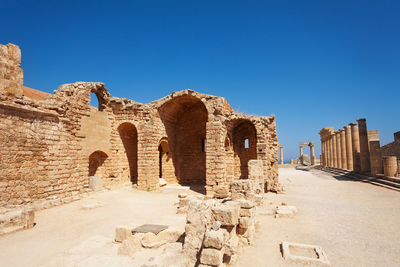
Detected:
left=319, top=119, right=394, bottom=176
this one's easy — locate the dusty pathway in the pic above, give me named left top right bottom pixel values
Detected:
left=236, top=167, right=400, bottom=267
left=0, top=186, right=190, bottom=267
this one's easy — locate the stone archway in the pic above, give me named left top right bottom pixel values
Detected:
left=232, top=120, right=257, bottom=179
left=158, top=138, right=177, bottom=183
left=88, top=150, right=108, bottom=177
left=118, top=122, right=138, bottom=183
left=158, top=95, right=208, bottom=185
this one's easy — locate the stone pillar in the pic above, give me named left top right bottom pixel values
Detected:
left=329, top=136, right=334, bottom=167
left=350, top=123, right=361, bottom=172
left=300, top=146, right=303, bottom=159
left=332, top=134, right=337, bottom=168
left=368, top=130, right=383, bottom=176
left=137, top=123, right=160, bottom=192
left=310, top=144, right=316, bottom=165
left=322, top=141, right=327, bottom=167
left=357, top=118, right=370, bottom=173
left=280, top=146, right=284, bottom=165
left=340, top=129, right=347, bottom=169
left=206, top=121, right=227, bottom=196
left=336, top=131, right=342, bottom=169
left=344, top=126, right=353, bottom=171
left=383, top=156, right=398, bottom=177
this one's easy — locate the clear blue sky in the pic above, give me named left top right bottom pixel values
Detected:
left=1, top=0, right=399, bottom=161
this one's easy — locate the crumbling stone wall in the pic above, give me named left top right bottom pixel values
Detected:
left=0, top=43, right=279, bottom=208
left=0, top=44, right=23, bottom=97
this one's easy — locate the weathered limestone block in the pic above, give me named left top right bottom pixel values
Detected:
left=237, top=220, right=255, bottom=244
left=225, top=234, right=239, bottom=256
left=213, top=185, right=230, bottom=199
left=141, top=227, right=183, bottom=248
left=239, top=199, right=254, bottom=209
left=183, top=199, right=213, bottom=264
left=88, top=176, right=104, bottom=191
left=239, top=217, right=252, bottom=229
left=118, top=233, right=145, bottom=256
left=203, top=229, right=227, bottom=249
left=240, top=207, right=254, bottom=217
left=200, top=248, right=224, bottom=266
left=212, top=202, right=240, bottom=226
left=115, top=225, right=133, bottom=242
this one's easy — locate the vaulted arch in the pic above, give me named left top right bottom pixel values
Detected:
left=158, top=95, right=208, bottom=185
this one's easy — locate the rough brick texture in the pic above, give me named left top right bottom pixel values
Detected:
left=0, top=43, right=279, bottom=208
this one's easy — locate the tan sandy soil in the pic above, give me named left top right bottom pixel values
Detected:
left=236, top=167, right=400, bottom=267
left=0, top=185, right=191, bottom=267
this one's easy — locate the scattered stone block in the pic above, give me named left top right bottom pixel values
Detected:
left=213, top=186, right=229, bottom=199
left=212, top=203, right=240, bottom=226
left=88, top=176, right=104, bottom=192
left=281, top=242, right=330, bottom=266
left=132, top=224, right=168, bottom=234
left=142, top=227, right=183, bottom=248
left=200, top=248, right=224, bottom=266
left=204, top=229, right=226, bottom=249
left=118, top=233, right=145, bottom=256
left=225, top=234, right=239, bottom=256
left=276, top=205, right=297, bottom=218
left=239, top=199, right=254, bottom=209
left=115, top=225, right=133, bottom=242
left=239, top=217, right=251, bottom=229
left=240, top=207, right=254, bottom=217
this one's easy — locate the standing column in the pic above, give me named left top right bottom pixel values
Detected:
left=323, top=141, right=328, bottom=167
left=336, top=131, right=342, bottom=169
left=332, top=133, right=337, bottom=168
left=280, top=146, right=284, bottom=165
left=357, top=118, right=370, bottom=173
left=368, top=130, right=383, bottom=176
left=344, top=126, right=353, bottom=171
left=340, top=129, right=347, bottom=169
left=320, top=141, right=325, bottom=166
left=300, top=145, right=303, bottom=164
left=329, top=136, right=334, bottom=167
left=310, top=144, right=316, bottom=165
left=350, top=122, right=361, bottom=172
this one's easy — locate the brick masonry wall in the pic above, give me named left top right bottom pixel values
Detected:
left=0, top=44, right=280, bottom=206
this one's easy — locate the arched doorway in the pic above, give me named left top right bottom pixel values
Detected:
left=89, top=150, right=108, bottom=177
left=232, top=120, right=257, bottom=179
left=118, top=122, right=138, bottom=183
left=158, top=138, right=177, bottom=183
left=158, top=95, right=208, bottom=185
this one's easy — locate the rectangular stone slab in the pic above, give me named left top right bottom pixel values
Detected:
left=132, top=224, right=168, bottom=234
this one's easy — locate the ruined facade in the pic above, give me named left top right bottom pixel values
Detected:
left=0, top=44, right=279, bottom=208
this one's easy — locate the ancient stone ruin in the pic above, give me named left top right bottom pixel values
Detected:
left=319, top=119, right=400, bottom=188
left=0, top=43, right=279, bottom=216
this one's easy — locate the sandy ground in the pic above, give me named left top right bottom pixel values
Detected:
left=0, top=185, right=190, bottom=267
left=1, top=168, right=400, bottom=267
left=236, top=167, right=400, bottom=267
